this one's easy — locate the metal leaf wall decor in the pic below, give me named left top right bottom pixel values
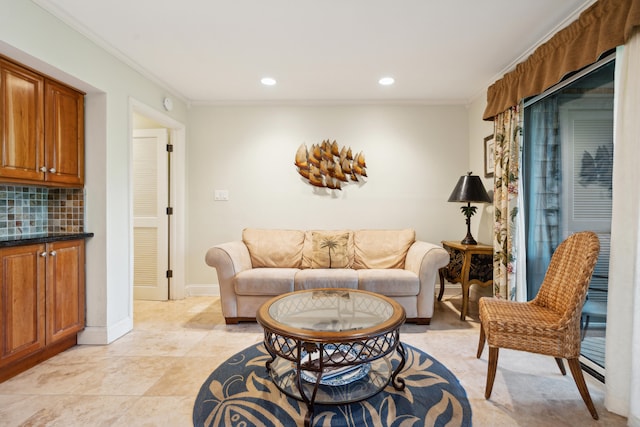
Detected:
left=294, top=140, right=367, bottom=190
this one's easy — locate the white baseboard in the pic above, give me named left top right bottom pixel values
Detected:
left=186, top=283, right=219, bottom=297
left=77, top=316, right=133, bottom=345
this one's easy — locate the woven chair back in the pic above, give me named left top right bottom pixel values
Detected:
left=532, top=231, right=600, bottom=329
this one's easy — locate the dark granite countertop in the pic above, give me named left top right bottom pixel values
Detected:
left=0, top=232, right=94, bottom=248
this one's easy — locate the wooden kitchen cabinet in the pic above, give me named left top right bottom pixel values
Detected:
left=44, top=80, right=84, bottom=186
left=0, top=239, right=85, bottom=381
left=0, top=58, right=45, bottom=182
left=0, top=56, right=84, bottom=187
left=0, top=244, right=46, bottom=368
left=45, top=239, right=86, bottom=343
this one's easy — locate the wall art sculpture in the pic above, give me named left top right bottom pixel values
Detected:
left=294, top=140, right=367, bottom=190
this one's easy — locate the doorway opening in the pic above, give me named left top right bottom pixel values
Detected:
left=129, top=99, right=186, bottom=302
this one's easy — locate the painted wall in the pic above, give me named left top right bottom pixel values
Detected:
left=188, top=104, right=469, bottom=286
left=467, top=90, right=495, bottom=245
left=0, top=0, right=188, bottom=343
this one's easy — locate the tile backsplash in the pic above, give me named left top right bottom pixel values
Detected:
left=0, top=185, right=84, bottom=239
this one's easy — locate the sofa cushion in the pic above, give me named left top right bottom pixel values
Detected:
left=234, top=268, right=297, bottom=296
left=294, top=269, right=358, bottom=290
left=302, top=230, right=354, bottom=269
left=357, top=269, right=420, bottom=296
left=242, top=228, right=304, bottom=268
left=310, top=231, right=351, bottom=269
left=353, top=229, right=416, bottom=269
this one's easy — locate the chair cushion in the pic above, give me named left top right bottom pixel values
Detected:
left=479, top=297, right=579, bottom=358
left=234, top=268, right=297, bottom=296
left=357, top=269, right=419, bottom=296
left=294, top=269, right=358, bottom=290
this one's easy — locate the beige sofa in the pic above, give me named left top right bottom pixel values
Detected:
left=205, top=228, right=449, bottom=325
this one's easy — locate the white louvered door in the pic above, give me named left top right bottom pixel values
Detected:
left=133, top=129, right=169, bottom=300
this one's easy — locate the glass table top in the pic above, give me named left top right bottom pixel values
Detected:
left=267, top=289, right=394, bottom=332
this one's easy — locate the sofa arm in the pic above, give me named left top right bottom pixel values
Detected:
left=405, top=241, right=450, bottom=321
left=205, top=241, right=253, bottom=319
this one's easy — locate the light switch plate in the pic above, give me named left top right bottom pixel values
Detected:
left=214, top=190, right=229, bottom=201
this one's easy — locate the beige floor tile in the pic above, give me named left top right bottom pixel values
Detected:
left=112, top=396, right=194, bottom=426
left=185, top=329, right=262, bottom=359
left=0, top=395, right=70, bottom=426
left=15, top=395, right=139, bottom=427
left=69, top=356, right=179, bottom=396
left=144, top=356, right=223, bottom=397
left=0, top=359, right=98, bottom=395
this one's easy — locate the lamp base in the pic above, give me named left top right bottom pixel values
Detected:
left=460, top=235, right=478, bottom=245
left=461, top=214, right=478, bottom=245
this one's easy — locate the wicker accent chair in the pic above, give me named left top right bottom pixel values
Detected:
left=476, top=231, right=600, bottom=420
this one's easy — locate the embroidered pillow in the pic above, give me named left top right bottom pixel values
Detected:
left=302, top=230, right=354, bottom=268
left=311, top=232, right=350, bottom=269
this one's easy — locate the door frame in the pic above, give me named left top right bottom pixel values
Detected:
left=128, top=98, right=186, bottom=302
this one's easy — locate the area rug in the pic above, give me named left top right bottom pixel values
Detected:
left=193, top=342, right=472, bottom=427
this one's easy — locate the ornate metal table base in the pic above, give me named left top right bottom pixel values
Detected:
left=264, top=333, right=406, bottom=427
left=257, top=289, right=407, bottom=427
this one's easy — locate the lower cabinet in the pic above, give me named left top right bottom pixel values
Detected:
left=0, top=239, right=85, bottom=381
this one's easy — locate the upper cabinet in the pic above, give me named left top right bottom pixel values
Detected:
left=0, top=58, right=45, bottom=182
left=0, top=57, right=84, bottom=187
left=44, top=80, right=84, bottom=186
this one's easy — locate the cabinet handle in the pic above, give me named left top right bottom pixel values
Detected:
left=40, top=252, right=47, bottom=257
left=49, top=251, right=57, bottom=257
left=40, top=166, right=47, bottom=172
left=49, top=168, right=56, bottom=173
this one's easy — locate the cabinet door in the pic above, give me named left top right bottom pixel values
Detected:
left=45, top=240, right=85, bottom=343
left=0, top=245, right=46, bottom=368
left=44, top=80, right=84, bottom=186
left=0, top=59, right=45, bottom=181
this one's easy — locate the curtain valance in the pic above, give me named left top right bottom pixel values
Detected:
left=484, top=0, right=640, bottom=120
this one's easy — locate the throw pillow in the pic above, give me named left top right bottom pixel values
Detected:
left=311, top=232, right=350, bottom=269
left=302, top=230, right=354, bottom=268
left=242, top=228, right=304, bottom=268
left=353, top=229, right=416, bottom=269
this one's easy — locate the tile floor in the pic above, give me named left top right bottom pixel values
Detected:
left=0, top=291, right=628, bottom=426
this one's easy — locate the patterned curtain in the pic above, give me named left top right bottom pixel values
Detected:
left=524, top=97, right=561, bottom=300
left=492, top=103, right=523, bottom=299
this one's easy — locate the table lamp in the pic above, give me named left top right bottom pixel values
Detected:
left=448, top=172, right=492, bottom=245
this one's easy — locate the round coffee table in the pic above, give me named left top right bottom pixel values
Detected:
left=256, top=288, right=407, bottom=427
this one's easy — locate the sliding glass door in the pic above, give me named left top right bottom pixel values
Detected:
left=523, top=56, right=614, bottom=380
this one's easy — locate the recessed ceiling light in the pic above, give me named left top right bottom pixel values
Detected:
left=261, top=77, right=277, bottom=86
left=378, top=77, right=395, bottom=86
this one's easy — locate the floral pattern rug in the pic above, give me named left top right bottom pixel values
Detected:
left=193, top=342, right=472, bottom=427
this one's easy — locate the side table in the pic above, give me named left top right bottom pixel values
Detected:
left=438, top=241, right=493, bottom=320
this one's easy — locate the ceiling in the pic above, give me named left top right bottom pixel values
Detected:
left=36, top=0, right=595, bottom=105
